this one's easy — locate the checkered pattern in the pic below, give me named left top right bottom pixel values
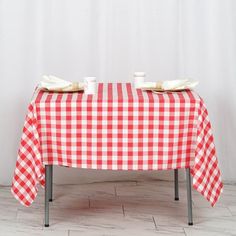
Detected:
left=11, top=83, right=223, bottom=207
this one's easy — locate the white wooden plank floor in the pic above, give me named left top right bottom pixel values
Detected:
left=0, top=180, right=235, bottom=236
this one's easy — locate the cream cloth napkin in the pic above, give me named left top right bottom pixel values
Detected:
left=140, top=79, right=198, bottom=90
left=39, top=75, right=83, bottom=91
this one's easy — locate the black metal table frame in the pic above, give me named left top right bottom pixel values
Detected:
left=44, top=166, right=193, bottom=227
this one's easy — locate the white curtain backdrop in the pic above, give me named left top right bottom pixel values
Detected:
left=0, top=0, right=235, bottom=185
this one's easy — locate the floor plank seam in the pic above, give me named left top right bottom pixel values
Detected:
left=227, top=206, right=234, bottom=216
left=183, top=227, right=187, bottom=235
left=121, top=204, right=125, bottom=217
left=152, top=216, right=158, bottom=231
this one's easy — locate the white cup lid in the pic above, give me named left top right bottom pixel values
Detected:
left=134, top=72, right=146, bottom=77
left=84, top=77, right=96, bottom=82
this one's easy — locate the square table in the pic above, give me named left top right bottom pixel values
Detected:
left=11, top=83, right=223, bottom=226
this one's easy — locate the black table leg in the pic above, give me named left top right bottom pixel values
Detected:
left=49, top=165, right=53, bottom=202
left=45, top=165, right=50, bottom=227
left=174, top=169, right=179, bottom=201
left=186, top=168, right=193, bottom=225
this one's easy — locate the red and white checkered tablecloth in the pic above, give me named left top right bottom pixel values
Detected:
left=11, top=83, right=223, bottom=207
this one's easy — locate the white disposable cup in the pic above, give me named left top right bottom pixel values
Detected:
left=84, top=77, right=97, bottom=95
left=134, top=72, right=145, bottom=89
